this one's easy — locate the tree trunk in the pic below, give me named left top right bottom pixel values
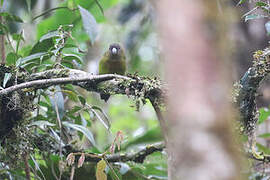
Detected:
left=157, top=1, right=245, bottom=179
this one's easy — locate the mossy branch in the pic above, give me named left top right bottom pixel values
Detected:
left=0, top=68, right=166, bottom=139
left=66, top=142, right=165, bottom=164
left=234, top=48, right=270, bottom=136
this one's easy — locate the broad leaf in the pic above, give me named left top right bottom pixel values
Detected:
left=63, top=121, right=96, bottom=146
left=16, top=52, right=48, bottom=67
left=6, top=52, right=18, bottom=65
left=50, top=86, right=65, bottom=119
left=78, top=5, right=98, bottom=45
left=30, top=121, right=55, bottom=130
left=91, top=106, right=111, bottom=130
left=258, top=108, right=270, bottom=124
left=245, top=14, right=267, bottom=22
left=0, top=12, right=23, bottom=22
left=3, top=73, right=11, bottom=88
left=96, top=159, right=107, bottom=180
left=39, top=31, right=60, bottom=42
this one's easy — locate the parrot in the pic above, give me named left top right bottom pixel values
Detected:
left=99, top=43, right=127, bottom=75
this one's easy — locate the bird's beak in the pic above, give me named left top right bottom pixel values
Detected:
left=112, top=47, right=117, bottom=55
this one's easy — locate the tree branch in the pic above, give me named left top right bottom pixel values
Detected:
left=235, top=48, right=270, bottom=136
left=0, top=69, right=164, bottom=105
left=0, top=72, right=130, bottom=97
left=70, top=142, right=165, bottom=163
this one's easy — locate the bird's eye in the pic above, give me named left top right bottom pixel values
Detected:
left=111, top=47, right=118, bottom=54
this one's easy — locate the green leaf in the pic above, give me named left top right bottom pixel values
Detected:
left=237, top=0, right=247, bottom=5
left=68, top=106, right=82, bottom=114
left=0, top=12, right=23, bottom=22
left=91, top=106, right=110, bottom=130
left=30, top=38, right=54, bottom=55
left=39, top=31, right=60, bottom=42
left=16, top=52, right=48, bottom=67
left=29, top=155, right=46, bottom=180
left=245, top=14, right=267, bottom=22
left=36, top=4, right=77, bottom=39
left=256, top=2, right=267, bottom=7
left=50, top=86, right=65, bottom=119
left=30, top=121, right=56, bottom=130
left=63, top=53, right=83, bottom=64
left=78, top=96, right=86, bottom=105
left=0, top=23, right=8, bottom=35
left=3, top=73, right=11, bottom=88
left=78, top=5, right=98, bottom=45
left=122, top=126, right=162, bottom=150
left=256, top=143, right=270, bottom=154
left=6, top=52, right=18, bottom=65
left=258, top=108, right=270, bottom=124
left=63, top=89, right=78, bottom=102
left=63, top=121, right=96, bottom=146
left=258, top=133, right=270, bottom=138
left=12, top=33, right=24, bottom=41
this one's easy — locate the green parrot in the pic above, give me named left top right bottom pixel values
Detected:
left=99, top=43, right=127, bottom=75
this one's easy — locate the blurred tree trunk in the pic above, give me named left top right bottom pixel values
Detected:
left=157, top=1, right=245, bottom=179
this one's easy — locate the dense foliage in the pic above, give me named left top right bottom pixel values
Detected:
left=0, top=0, right=166, bottom=179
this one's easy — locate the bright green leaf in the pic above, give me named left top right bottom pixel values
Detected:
left=6, top=52, right=18, bottom=65
left=256, top=2, right=267, bottom=7
left=258, top=108, right=270, bottom=124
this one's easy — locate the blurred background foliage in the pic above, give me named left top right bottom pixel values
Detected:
left=0, top=0, right=165, bottom=179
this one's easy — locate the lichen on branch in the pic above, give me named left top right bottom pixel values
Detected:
left=234, top=48, right=270, bottom=137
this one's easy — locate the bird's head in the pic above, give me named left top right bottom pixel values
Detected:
left=108, top=43, right=123, bottom=59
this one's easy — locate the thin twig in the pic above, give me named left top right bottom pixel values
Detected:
left=103, top=158, right=120, bottom=180
left=23, top=152, right=31, bottom=180
left=0, top=15, right=5, bottom=64
left=32, top=7, right=77, bottom=21
left=94, top=0, right=104, bottom=15
left=53, top=91, right=63, bottom=157
left=150, top=100, right=168, bottom=145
